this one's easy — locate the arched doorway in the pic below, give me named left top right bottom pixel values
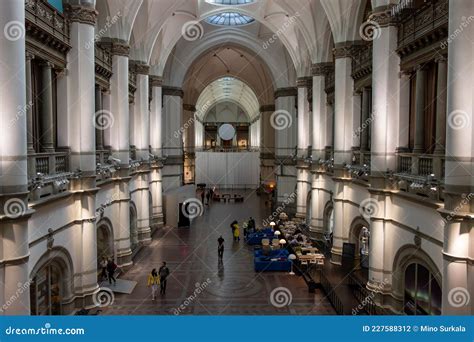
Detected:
left=30, top=248, right=74, bottom=315
left=348, top=218, right=370, bottom=270
left=404, top=263, right=442, bottom=315
left=323, top=202, right=334, bottom=249
left=97, top=220, right=114, bottom=261
left=130, top=204, right=138, bottom=251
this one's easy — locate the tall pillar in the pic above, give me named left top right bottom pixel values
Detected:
left=297, top=78, right=310, bottom=157
left=413, top=65, right=426, bottom=154
left=64, top=2, right=99, bottom=306
left=352, top=91, right=362, bottom=149
left=366, top=5, right=400, bottom=304
left=398, top=71, right=411, bottom=151
left=0, top=0, right=31, bottom=315
left=440, top=0, right=474, bottom=316
left=360, top=87, right=371, bottom=151
left=260, top=105, right=275, bottom=183
left=433, top=56, right=447, bottom=155
left=330, top=43, right=358, bottom=264
left=105, top=39, right=132, bottom=267
left=312, top=63, right=330, bottom=160
left=95, top=85, right=104, bottom=150
left=40, top=61, right=55, bottom=152
left=26, top=52, right=35, bottom=154
left=149, top=76, right=164, bottom=229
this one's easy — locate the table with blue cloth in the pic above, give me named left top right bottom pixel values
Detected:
left=245, top=228, right=274, bottom=245
left=254, top=249, right=292, bottom=272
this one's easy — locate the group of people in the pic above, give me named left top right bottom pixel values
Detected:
left=99, top=257, right=118, bottom=285
left=199, top=186, right=215, bottom=206
left=147, top=262, right=170, bottom=300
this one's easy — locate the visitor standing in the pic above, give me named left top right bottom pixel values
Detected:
left=147, top=268, right=160, bottom=300
left=106, top=258, right=117, bottom=285
left=200, top=190, right=205, bottom=205
left=218, top=235, right=225, bottom=259
left=100, top=257, right=108, bottom=281
left=159, top=262, right=170, bottom=295
left=206, top=190, right=211, bottom=205
left=233, top=222, right=240, bottom=242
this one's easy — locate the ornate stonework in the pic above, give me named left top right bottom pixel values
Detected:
left=130, top=61, right=150, bottom=75
left=149, top=75, right=163, bottom=87
left=312, top=62, right=334, bottom=76
left=370, top=5, right=397, bottom=27
left=296, top=77, right=312, bottom=88
left=64, top=4, right=98, bottom=26
left=274, top=87, right=297, bottom=99
left=162, top=86, right=184, bottom=98
left=333, top=41, right=364, bottom=59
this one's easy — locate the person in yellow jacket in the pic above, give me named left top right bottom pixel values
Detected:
left=233, top=222, right=240, bottom=242
left=147, top=268, right=160, bottom=300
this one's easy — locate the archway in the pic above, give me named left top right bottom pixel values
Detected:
left=29, top=248, right=74, bottom=315
left=323, top=201, right=334, bottom=249
left=129, top=203, right=138, bottom=251
left=97, top=219, right=114, bottom=261
left=348, top=217, right=370, bottom=270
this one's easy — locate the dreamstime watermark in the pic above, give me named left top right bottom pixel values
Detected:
left=358, top=198, right=380, bottom=221
left=182, top=198, right=204, bottom=219
left=447, top=110, right=471, bottom=131
left=262, top=192, right=296, bottom=227
left=3, top=198, right=27, bottom=219
left=172, top=278, right=212, bottom=315
left=9, top=101, right=33, bottom=128
left=0, top=280, right=31, bottom=313
left=93, top=287, right=115, bottom=308
left=352, top=279, right=387, bottom=315
left=5, top=323, right=85, bottom=336
left=93, top=109, right=115, bottom=131
left=174, top=116, right=195, bottom=139
left=359, top=20, right=381, bottom=41
left=262, top=12, right=300, bottom=49
left=441, top=192, right=473, bottom=228
left=353, top=112, right=376, bottom=138
left=447, top=287, right=470, bottom=308
left=181, top=20, right=204, bottom=41
left=269, top=110, right=292, bottom=130
left=87, top=193, right=120, bottom=223
left=440, top=15, right=474, bottom=49
left=269, top=287, right=293, bottom=308
left=4, top=20, right=25, bottom=41
left=85, top=11, right=122, bottom=50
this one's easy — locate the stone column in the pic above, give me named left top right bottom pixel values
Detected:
left=105, top=39, right=133, bottom=267
left=352, top=91, right=362, bottom=149
left=149, top=76, right=164, bottom=229
left=0, top=0, right=32, bottom=315
left=260, top=105, right=275, bottom=183
left=64, top=3, right=100, bottom=307
left=95, top=85, right=104, bottom=150
left=433, top=56, right=447, bottom=155
left=40, top=61, right=55, bottom=152
left=413, top=65, right=426, bottom=154
left=26, top=52, right=35, bottom=154
left=440, top=0, right=474, bottom=316
left=398, top=71, right=411, bottom=151
left=297, top=78, right=311, bottom=157
left=360, top=87, right=371, bottom=151
left=312, top=63, right=331, bottom=160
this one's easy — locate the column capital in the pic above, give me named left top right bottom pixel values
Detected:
left=435, top=55, right=447, bottom=63
left=100, top=39, right=130, bottom=57
left=162, top=86, right=184, bottom=98
left=40, top=61, right=55, bottom=69
left=311, top=62, right=333, bottom=76
left=296, top=76, right=312, bottom=88
left=274, top=87, right=297, bottom=99
left=369, top=5, right=398, bottom=27
left=64, top=4, right=98, bottom=26
left=149, top=75, right=163, bottom=87
left=26, top=51, right=35, bottom=61
left=333, top=41, right=364, bottom=59
left=130, top=61, right=150, bottom=75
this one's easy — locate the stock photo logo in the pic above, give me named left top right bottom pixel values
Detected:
left=181, top=20, right=204, bottom=42
left=447, top=110, right=471, bottom=130
left=269, top=287, right=293, bottom=308
left=358, top=198, right=379, bottom=221
left=182, top=198, right=204, bottom=219
left=93, top=110, right=115, bottom=131
left=4, top=198, right=27, bottom=219
left=359, top=20, right=381, bottom=42
left=447, top=287, right=470, bottom=308
left=93, top=287, right=115, bottom=308
left=4, top=20, right=25, bottom=41
left=270, top=110, right=292, bottom=130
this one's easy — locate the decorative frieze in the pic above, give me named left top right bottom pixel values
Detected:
left=64, top=4, right=98, bottom=26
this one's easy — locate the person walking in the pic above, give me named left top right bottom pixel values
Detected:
left=200, top=189, right=205, bottom=205
left=233, top=222, right=240, bottom=242
left=158, top=262, right=170, bottom=295
left=106, top=258, right=117, bottom=285
left=218, top=235, right=225, bottom=259
left=99, top=257, right=108, bottom=282
left=147, top=268, right=160, bottom=300
left=206, top=190, right=211, bottom=205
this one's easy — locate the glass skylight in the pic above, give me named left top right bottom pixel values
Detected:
left=205, top=12, right=255, bottom=26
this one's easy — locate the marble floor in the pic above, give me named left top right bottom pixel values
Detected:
left=100, top=190, right=335, bottom=315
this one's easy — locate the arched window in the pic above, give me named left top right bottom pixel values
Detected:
left=205, top=12, right=255, bottom=26
left=404, top=263, right=441, bottom=315
left=206, top=0, right=254, bottom=5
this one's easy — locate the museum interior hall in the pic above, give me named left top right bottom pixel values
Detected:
left=0, top=0, right=472, bottom=316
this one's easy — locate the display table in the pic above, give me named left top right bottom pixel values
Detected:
left=254, top=249, right=291, bottom=272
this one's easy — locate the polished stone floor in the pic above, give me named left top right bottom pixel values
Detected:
left=101, top=190, right=335, bottom=315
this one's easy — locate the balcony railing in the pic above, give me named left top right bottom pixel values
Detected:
left=25, top=0, right=70, bottom=46
left=29, top=152, right=70, bottom=179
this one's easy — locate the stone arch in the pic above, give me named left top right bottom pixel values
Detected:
left=29, top=246, right=75, bottom=315
left=129, top=201, right=139, bottom=251
left=348, top=216, right=370, bottom=269
left=96, top=217, right=115, bottom=261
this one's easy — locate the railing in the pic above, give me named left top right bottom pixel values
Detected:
left=348, top=275, right=391, bottom=315
left=96, top=149, right=112, bottom=165
left=396, top=153, right=444, bottom=179
left=397, top=0, right=448, bottom=48
left=29, top=152, right=70, bottom=178
left=320, top=272, right=344, bottom=315
left=351, top=44, right=372, bottom=81
left=25, top=0, right=70, bottom=45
